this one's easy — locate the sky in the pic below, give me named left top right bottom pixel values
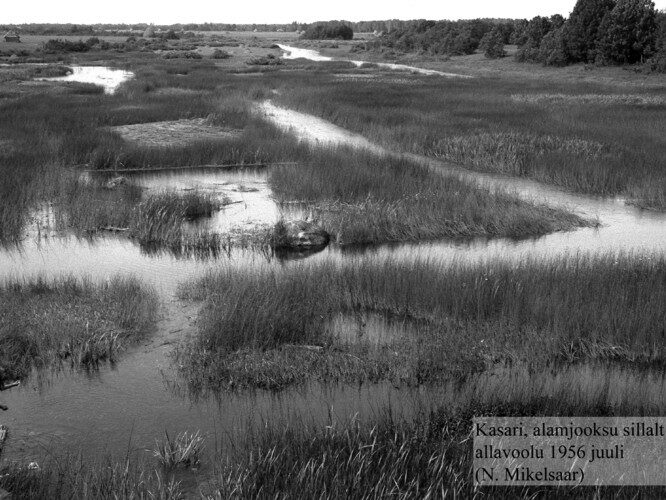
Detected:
left=4, top=0, right=666, bottom=25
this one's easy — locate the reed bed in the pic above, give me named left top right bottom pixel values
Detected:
left=0, top=275, right=158, bottom=383
left=177, top=253, right=666, bottom=392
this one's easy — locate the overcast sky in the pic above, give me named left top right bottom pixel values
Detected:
left=4, top=0, right=666, bottom=25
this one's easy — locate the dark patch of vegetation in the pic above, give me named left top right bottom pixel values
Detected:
left=357, top=19, right=512, bottom=56
left=41, top=38, right=92, bottom=53
left=162, top=51, right=202, bottom=60
left=0, top=275, right=158, bottom=383
left=515, top=0, right=663, bottom=69
left=301, top=21, right=354, bottom=41
left=211, top=49, right=231, bottom=59
left=246, top=54, right=282, bottom=66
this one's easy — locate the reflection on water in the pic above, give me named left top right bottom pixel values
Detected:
left=36, top=66, right=134, bottom=94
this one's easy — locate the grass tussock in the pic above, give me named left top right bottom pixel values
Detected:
left=153, top=431, right=204, bottom=469
left=0, top=275, right=158, bottom=383
left=176, top=254, right=666, bottom=392
left=270, top=147, right=592, bottom=245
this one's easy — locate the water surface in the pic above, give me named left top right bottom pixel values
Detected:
left=36, top=66, right=133, bottom=94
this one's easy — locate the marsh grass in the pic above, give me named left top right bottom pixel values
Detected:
left=271, top=72, right=666, bottom=209
left=129, top=190, right=224, bottom=252
left=153, top=431, right=205, bottom=469
left=177, top=254, right=666, bottom=392
left=57, top=178, right=143, bottom=232
left=0, top=455, right=181, bottom=499
left=270, top=147, right=591, bottom=245
left=213, top=374, right=666, bottom=499
left=0, top=275, right=158, bottom=383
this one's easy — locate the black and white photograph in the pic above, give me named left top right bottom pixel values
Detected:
left=1, top=0, right=665, bottom=497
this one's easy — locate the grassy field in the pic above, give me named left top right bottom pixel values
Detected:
left=0, top=275, right=158, bottom=383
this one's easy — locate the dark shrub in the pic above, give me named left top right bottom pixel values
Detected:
left=302, top=21, right=353, bottom=40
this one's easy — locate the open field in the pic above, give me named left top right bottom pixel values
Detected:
left=0, top=27, right=665, bottom=498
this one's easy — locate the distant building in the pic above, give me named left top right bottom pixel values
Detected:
left=4, top=31, right=20, bottom=43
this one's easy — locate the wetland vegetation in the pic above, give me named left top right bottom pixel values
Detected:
left=0, top=12, right=665, bottom=499
left=0, top=275, right=158, bottom=383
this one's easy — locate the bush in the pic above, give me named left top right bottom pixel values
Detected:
left=162, top=51, right=202, bottom=59
left=41, top=38, right=90, bottom=53
left=302, top=21, right=353, bottom=40
left=479, top=27, right=506, bottom=58
left=538, top=27, right=569, bottom=66
left=246, top=54, right=282, bottom=65
left=211, top=49, right=231, bottom=59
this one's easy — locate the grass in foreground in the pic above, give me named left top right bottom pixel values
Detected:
left=0, top=456, right=181, bottom=500
left=0, top=275, right=158, bottom=383
left=213, top=386, right=666, bottom=499
left=176, top=253, right=666, bottom=392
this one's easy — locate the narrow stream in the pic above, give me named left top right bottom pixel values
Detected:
left=2, top=57, right=665, bottom=478
left=277, top=44, right=473, bottom=78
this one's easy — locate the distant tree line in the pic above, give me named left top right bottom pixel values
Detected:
left=359, top=19, right=514, bottom=57
left=301, top=21, right=354, bottom=40
left=514, top=0, right=663, bottom=68
left=353, top=0, right=664, bottom=70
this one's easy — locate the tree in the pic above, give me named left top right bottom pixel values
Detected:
left=596, top=0, right=657, bottom=63
left=301, top=21, right=353, bottom=40
left=563, top=0, right=616, bottom=62
left=479, top=26, right=506, bottom=58
left=539, top=27, right=569, bottom=66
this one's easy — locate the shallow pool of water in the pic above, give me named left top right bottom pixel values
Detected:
left=36, top=66, right=133, bottom=94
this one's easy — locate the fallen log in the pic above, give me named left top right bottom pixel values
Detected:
left=0, top=381, right=19, bottom=391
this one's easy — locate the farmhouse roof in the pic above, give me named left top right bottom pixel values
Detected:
left=4, top=31, right=19, bottom=38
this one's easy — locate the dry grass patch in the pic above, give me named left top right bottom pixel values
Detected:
left=110, top=118, right=241, bottom=148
